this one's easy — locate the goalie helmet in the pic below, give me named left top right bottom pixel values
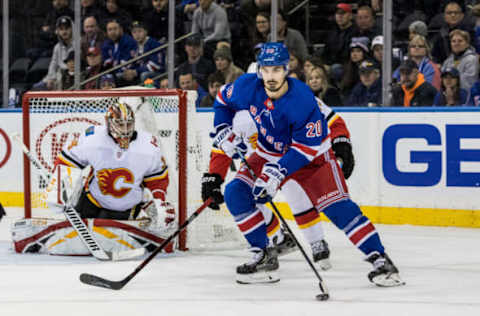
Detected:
left=105, top=101, right=135, bottom=149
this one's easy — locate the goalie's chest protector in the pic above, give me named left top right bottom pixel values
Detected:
left=72, top=127, right=165, bottom=211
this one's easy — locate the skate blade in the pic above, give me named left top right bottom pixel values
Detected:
left=316, top=258, right=332, bottom=271
left=236, top=270, right=280, bottom=284
left=372, top=273, right=405, bottom=287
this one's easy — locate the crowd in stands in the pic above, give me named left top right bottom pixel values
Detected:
left=6, top=0, right=480, bottom=107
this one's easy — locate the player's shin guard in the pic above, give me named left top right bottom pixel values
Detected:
left=224, top=179, right=268, bottom=249
left=323, top=200, right=384, bottom=256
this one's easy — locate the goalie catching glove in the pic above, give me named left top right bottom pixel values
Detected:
left=142, top=199, right=176, bottom=231
left=211, top=124, right=247, bottom=159
left=253, top=162, right=287, bottom=204
left=332, top=136, right=355, bottom=179
left=201, top=173, right=224, bottom=210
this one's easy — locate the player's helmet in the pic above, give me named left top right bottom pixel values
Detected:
left=105, top=101, right=135, bottom=149
left=256, top=42, right=290, bottom=78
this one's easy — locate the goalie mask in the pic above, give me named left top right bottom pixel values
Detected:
left=105, top=102, right=135, bottom=149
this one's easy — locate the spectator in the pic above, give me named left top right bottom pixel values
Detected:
left=303, top=55, right=324, bottom=77
left=472, top=4, right=480, bottom=54
left=101, top=19, right=138, bottom=83
left=391, top=59, right=437, bottom=107
left=192, top=0, right=231, bottom=59
left=104, top=0, right=132, bottom=33
left=176, top=34, right=215, bottom=90
left=323, top=3, right=357, bottom=66
left=307, top=65, right=343, bottom=106
left=59, top=50, right=76, bottom=90
left=37, top=0, right=74, bottom=52
left=431, top=1, right=475, bottom=64
left=82, top=46, right=105, bottom=90
left=441, top=29, right=479, bottom=92
left=433, top=67, right=472, bottom=106
left=32, top=16, right=73, bottom=91
left=246, top=43, right=263, bottom=74
left=177, top=71, right=208, bottom=107
left=127, top=21, right=165, bottom=84
left=347, top=60, right=382, bottom=107
left=213, top=46, right=244, bottom=83
left=100, top=73, right=116, bottom=89
left=251, top=11, right=270, bottom=50
left=409, top=20, right=428, bottom=40
left=340, top=36, right=370, bottom=100
left=199, top=71, right=225, bottom=107
left=159, top=78, right=169, bottom=89
left=288, top=48, right=305, bottom=81
left=393, top=35, right=441, bottom=91
left=178, top=0, right=199, bottom=20
left=267, top=10, right=308, bottom=60
left=144, top=0, right=184, bottom=44
left=81, top=0, right=107, bottom=23
left=81, top=16, right=105, bottom=62
left=353, top=5, right=381, bottom=41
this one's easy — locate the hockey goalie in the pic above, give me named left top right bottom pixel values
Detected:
left=12, top=98, right=178, bottom=257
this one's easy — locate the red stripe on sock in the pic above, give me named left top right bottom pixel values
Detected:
left=294, top=209, right=320, bottom=226
left=238, top=211, right=264, bottom=232
left=349, top=222, right=375, bottom=245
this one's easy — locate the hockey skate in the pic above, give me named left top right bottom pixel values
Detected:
left=366, top=252, right=405, bottom=287
left=236, top=247, right=279, bottom=284
left=272, top=229, right=297, bottom=256
left=311, top=239, right=332, bottom=271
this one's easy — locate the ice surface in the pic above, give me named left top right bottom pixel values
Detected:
left=1, top=207, right=479, bottom=316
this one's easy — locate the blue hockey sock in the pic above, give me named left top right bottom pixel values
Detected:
left=224, top=179, right=269, bottom=249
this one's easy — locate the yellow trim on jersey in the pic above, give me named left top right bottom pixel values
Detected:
left=211, top=147, right=226, bottom=155
left=297, top=216, right=323, bottom=229
left=56, top=154, right=77, bottom=168
left=327, top=113, right=340, bottom=128
left=87, top=192, right=102, bottom=208
left=144, top=170, right=168, bottom=182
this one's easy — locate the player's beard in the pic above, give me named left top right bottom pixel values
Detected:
left=264, top=78, right=287, bottom=93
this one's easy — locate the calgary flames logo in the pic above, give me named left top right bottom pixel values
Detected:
left=97, top=168, right=134, bottom=198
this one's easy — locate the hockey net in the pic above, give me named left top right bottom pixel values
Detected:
left=22, top=88, right=246, bottom=250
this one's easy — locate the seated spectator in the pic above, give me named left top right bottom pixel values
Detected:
left=323, top=3, right=357, bottom=66
left=177, top=71, right=207, bottom=107
left=101, top=19, right=138, bottom=84
left=213, top=46, right=244, bottom=83
left=409, top=20, right=428, bottom=41
left=81, top=16, right=105, bottom=62
left=249, top=11, right=270, bottom=57
left=159, top=78, right=169, bottom=89
left=431, top=1, right=475, bottom=64
left=192, top=0, right=231, bottom=59
left=82, top=46, right=105, bottom=89
left=393, top=35, right=441, bottom=90
left=433, top=67, right=472, bottom=106
left=176, top=34, right=215, bottom=90
left=267, top=10, right=308, bottom=61
left=303, top=55, right=324, bottom=77
left=340, top=36, right=370, bottom=100
left=391, top=59, right=437, bottom=107
left=32, top=16, right=73, bottom=91
left=307, top=65, right=343, bottom=107
left=81, top=0, right=107, bottom=24
left=288, top=49, right=305, bottom=81
left=199, top=71, right=225, bottom=107
left=37, top=0, right=74, bottom=53
left=59, top=50, right=75, bottom=90
left=100, top=73, right=116, bottom=89
left=441, top=29, right=479, bottom=92
left=126, top=21, right=165, bottom=84
left=472, top=4, right=480, bottom=54
left=104, top=0, right=132, bottom=33
left=144, top=0, right=184, bottom=44
left=353, top=5, right=382, bottom=41
left=246, top=43, right=263, bottom=74
left=347, top=60, right=382, bottom=107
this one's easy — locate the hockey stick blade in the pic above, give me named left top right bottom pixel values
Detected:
left=79, top=198, right=212, bottom=290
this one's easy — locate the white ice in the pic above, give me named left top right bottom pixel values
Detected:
left=1, top=207, right=479, bottom=316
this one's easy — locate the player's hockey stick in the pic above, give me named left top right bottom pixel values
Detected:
left=79, top=197, right=212, bottom=290
left=236, top=150, right=330, bottom=301
left=10, top=133, right=144, bottom=261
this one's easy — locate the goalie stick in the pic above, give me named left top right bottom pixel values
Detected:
left=79, top=197, right=212, bottom=290
left=236, top=149, right=330, bottom=301
left=11, top=133, right=145, bottom=261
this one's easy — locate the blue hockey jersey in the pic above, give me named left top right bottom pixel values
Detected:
left=213, top=73, right=330, bottom=176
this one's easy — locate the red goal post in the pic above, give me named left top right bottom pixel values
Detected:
left=22, top=89, right=193, bottom=249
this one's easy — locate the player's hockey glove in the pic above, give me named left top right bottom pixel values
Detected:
left=201, top=173, right=224, bottom=210
left=253, top=162, right=287, bottom=204
left=332, top=136, right=355, bottom=179
left=211, top=124, right=247, bottom=159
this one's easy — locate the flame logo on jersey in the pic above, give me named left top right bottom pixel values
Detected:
left=97, top=168, right=134, bottom=198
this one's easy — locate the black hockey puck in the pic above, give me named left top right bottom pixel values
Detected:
left=316, top=293, right=330, bottom=301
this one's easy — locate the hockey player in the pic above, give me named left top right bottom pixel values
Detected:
left=201, top=98, right=354, bottom=270
left=207, top=42, right=403, bottom=287
left=54, top=100, right=175, bottom=226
